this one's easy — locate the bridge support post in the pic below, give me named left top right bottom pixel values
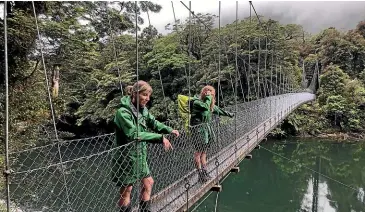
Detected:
left=210, top=184, right=222, bottom=192
left=245, top=154, right=253, bottom=159
left=255, top=145, right=261, bottom=149
left=183, top=178, right=190, bottom=212
left=230, top=167, right=240, bottom=173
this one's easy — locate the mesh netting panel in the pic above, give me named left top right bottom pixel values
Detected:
left=6, top=93, right=315, bottom=212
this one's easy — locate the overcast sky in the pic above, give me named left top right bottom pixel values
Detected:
left=144, top=1, right=365, bottom=35
left=1, top=1, right=365, bottom=35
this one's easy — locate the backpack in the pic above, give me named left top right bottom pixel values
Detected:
left=177, top=94, right=196, bottom=131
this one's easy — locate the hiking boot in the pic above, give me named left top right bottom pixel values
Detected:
left=120, top=204, right=132, bottom=212
left=198, top=169, right=210, bottom=183
left=202, top=168, right=212, bottom=179
left=140, top=200, right=151, bottom=212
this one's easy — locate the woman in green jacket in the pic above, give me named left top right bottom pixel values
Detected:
left=190, top=85, right=234, bottom=182
left=112, top=80, right=179, bottom=212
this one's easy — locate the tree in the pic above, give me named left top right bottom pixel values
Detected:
left=317, top=65, right=350, bottom=105
left=356, top=20, right=365, bottom=38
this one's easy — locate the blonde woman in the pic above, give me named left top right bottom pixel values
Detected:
left=190, top=85, right=234, bottom=182
left=112, top=80, right=179, bottom=212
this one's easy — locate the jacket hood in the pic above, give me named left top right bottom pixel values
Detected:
left=120, top=96, right=132, bottom=109
left=119, top=95, right=148, bottom=117
left=192, top=95, right=200, bottom=100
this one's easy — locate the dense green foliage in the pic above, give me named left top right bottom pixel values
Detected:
left=287, top=23, right=365, bottom=137
left=1, top=1, right=365, bottom=152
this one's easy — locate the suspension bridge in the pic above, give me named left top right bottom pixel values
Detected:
left=2, top=1, right=320, bottom=212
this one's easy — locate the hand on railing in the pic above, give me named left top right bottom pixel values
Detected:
left=171, top=130, right=180, bottom=137
left=163, top=137, right=173, bottom=151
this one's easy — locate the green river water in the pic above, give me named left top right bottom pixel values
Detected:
left=193, top=139, right=365, bottom=212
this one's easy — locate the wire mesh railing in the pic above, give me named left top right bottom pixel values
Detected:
left=2, top=93, right=315, bottom=212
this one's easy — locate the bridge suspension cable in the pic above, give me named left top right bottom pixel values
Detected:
left=143, top=5, right=169, bottom=118
left=263, top=25, right=269, bottom=97
left=31, top=2, right=72, bottom=210
left=212, top=54, right=227, bottom=107
left=222, top=41, right=245, bottom=100
left=214, top=2, right=222, bottom=211
left=134, top=2, right=142, bottom=211
left=171, top=1, right=189, bottom=85
left=3, top=1, right=320, bottom=212
left=179, top=0, right=240, bottom=104
left=107, top=10, right=124, bottom=95
left=197, top=24, right=209, bottom=85
left=223, top=41, right=236, bottom=95
left=234, top=0, right=239, bottom=166
left=250, top=1, right=273, bottom=99
left=250, top=1, right=291, bottom=98
left=248, top=3, right=252, bottom=101
left=3, top=3, right=11, bottom=211
left=185, top=1, right=192, bottom=210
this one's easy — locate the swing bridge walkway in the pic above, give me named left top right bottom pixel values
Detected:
left=5, top=90, right=317, bottom=212
left=2, top=1, right=322, bottom=212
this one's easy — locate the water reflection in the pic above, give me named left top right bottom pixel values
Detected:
left=194, top=139, right=365, bottom=212
left=300, top=177, right=337, bottom=212
left=357, top=188, right=364, bottom=203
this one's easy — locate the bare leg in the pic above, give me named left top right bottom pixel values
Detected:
left=194, top=152, right=202, bottom=169
left=201, top=152, right=207, bottom=169
left=141, top=176, right=154, bottom=201
left=140, top=177, right=154, bottom=212
left=201, top=152, right=212, bottom=179
left=119, top=185, right=133, bottom=207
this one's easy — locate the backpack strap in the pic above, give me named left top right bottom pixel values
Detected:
left=188, top=98, right=195, bottom=113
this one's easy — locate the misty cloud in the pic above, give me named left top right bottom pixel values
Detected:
left=243, top=1, right=365, bottom=34
left=150, top=1, right=365, bottom=35
left=2, top=1, right=364, bottom=35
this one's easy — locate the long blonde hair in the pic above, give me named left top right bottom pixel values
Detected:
left=126, top=80, right=153, bottom=99
left=200, top=85, right=216, bottom=111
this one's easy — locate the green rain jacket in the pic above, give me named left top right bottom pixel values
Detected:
left=190, top=95, right=234, bottom=144
left=111, top=96, right=173, bottom=186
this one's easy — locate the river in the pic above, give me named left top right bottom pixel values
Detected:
left=6, top=138, right=365, bottom=212
left=193, top=139, right=365, bottom=212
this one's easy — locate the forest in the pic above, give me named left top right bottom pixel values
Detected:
left=0, top=1, right=365, bottom=153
